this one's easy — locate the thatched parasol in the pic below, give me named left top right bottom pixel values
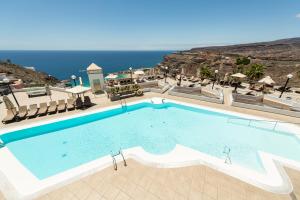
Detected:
left=258, top=76, right=275, bottom=86
left=231, top=73, right=246, bottom=79
left=231, top=73, right=246, bottom=92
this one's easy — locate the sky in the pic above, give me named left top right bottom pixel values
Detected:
left=0, top=0, right=300, bottom=50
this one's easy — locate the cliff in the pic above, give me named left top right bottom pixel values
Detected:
left=158, top=38, right=300, bottom=87
left=0, top=61, right=59, bottom=85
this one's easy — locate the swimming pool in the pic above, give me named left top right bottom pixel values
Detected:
left=0, top=98, right=300, bottom=198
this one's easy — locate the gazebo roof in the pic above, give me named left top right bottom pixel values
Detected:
left=87, top=63, right=102, bottom=71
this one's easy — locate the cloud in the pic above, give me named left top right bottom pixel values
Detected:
left=296, top=13, right=300, bottom=18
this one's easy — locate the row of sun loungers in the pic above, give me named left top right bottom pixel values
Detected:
left=2, top=96, right=93, bottom=124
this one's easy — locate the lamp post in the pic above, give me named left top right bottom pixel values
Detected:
left=279, top=74, right=293, bottom=98
left=71, top=75, right=77, bottom=87
left=212, top=70, right=219, bottom=89
left=164, top=66, right=168, bottom=83
left=129, top=67, right=133, bottom=84
left=3, top=78, right=19, bottom=107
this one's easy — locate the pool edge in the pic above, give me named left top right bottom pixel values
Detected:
left=0, top=97, right=300, bottom=199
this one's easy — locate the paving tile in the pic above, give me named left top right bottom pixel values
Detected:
left=189, top=186, right=203, bottom=200
left=85, top=190, right=102, bottom=200
left=66, top=180, right=93, bottom=200
left=114, top=191, right=131, bottom=200
left=131, top=186, right=149, bottom=200
left=13, top=159, right=299, bottom=200
left=203, top=183, right=218, bottom=200
left=148, top=182, right=175, bottom=199
left=102, top=183, right=120, bottom=200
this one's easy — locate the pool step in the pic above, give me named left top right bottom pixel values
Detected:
left=111, top=149, right=127, bottom=171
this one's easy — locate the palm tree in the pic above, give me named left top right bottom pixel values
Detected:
left=234, top=57, right=250, bottom=73
left=245, top=64, right=265, bottom=81
left=199, top=65, right=212, bottom=79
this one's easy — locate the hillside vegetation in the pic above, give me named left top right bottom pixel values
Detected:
left=158, top=38, right=300, bottom=87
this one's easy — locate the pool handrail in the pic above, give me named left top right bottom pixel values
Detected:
left=227, top=117, right=300, bottom=131
left=120, top=99, right=127, bottom=109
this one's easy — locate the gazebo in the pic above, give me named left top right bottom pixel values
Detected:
left=86, top=63, right=105, bottom=93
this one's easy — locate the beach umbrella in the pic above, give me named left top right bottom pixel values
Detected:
left=231, top=73, right=246, bottom=79
left=134, top=70, right=145, bottom=75
left=258, top=76, right=275, bottom=86
left=66, top=86, right=91, bottom=94
left=66, top=85, right=91, bottom=98
left=3, top=95, right=15, bottom=109
left=105, top=74, right=118, bottom=79
left=231, top=73, right=246, bottom=92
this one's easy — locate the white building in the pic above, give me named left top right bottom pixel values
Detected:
left=86, top=63, right=105, bottom=93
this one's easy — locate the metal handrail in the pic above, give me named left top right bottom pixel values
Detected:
left=120, top=99, right=127, bottom=109
left=227, top=117, right=300, bottom=124
left=111, top=148, right=127, bottom=171
left=111, top=151, right=118, bottom=171
left=227, top=117, right=300, bottom=131
left=119, top=149, right=127, bottom=167
left=150, top=98, right=166, bottom=104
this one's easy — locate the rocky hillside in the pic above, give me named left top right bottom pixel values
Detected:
left=158, top=38, right=300, bottom=87
left=0, top=61, right=59, bottom=85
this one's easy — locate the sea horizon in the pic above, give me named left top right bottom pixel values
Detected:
left=0, top=50, right=172, bottom=85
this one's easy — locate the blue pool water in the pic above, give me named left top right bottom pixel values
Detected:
left=1, top=102, right=300, bottom=179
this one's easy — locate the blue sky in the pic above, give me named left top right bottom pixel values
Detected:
left=0, top=0, right=300, bottom=50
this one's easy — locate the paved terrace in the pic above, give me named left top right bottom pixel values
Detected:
left=0, top=90, right=300, bottom=199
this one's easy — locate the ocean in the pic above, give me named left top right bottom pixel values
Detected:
left=0, top=50, right=172, bottom=85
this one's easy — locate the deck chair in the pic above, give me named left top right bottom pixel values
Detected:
left=75, top=98, right=83, bottom=109
left=2, top=108, right=17, bottom=124
left=48, top=101, right=57, bottom=114
left=66, top=98, right=75, bottom=110
left=27, top=104, right=38, bottom=118
left=83, top=96, right=92, bottom=107
left=17, top=106, right=28, bottom=119
left=38, top=103, right=48, bottom=116
left=57, top=100, right=66, bottom=112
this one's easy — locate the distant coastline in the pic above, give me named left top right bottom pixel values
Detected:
left=0, top=50, right=172, bottom=85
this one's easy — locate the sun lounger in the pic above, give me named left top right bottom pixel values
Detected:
left=38, top=103, right=48, bottom=116
left=75, top=98, right=83, bottom=109
left=2, top=108, right=17, bottom=124
left=27, top=104, right=38, bottom=118
left=83, top=96, right=92, bottom=107
left=66, top=98, right=75, bottom=110
left=17, top=106, right=28, bottom=119
left=48, top=101, right=57, bottom=114
left=57, top=100, right=66, bottom=112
